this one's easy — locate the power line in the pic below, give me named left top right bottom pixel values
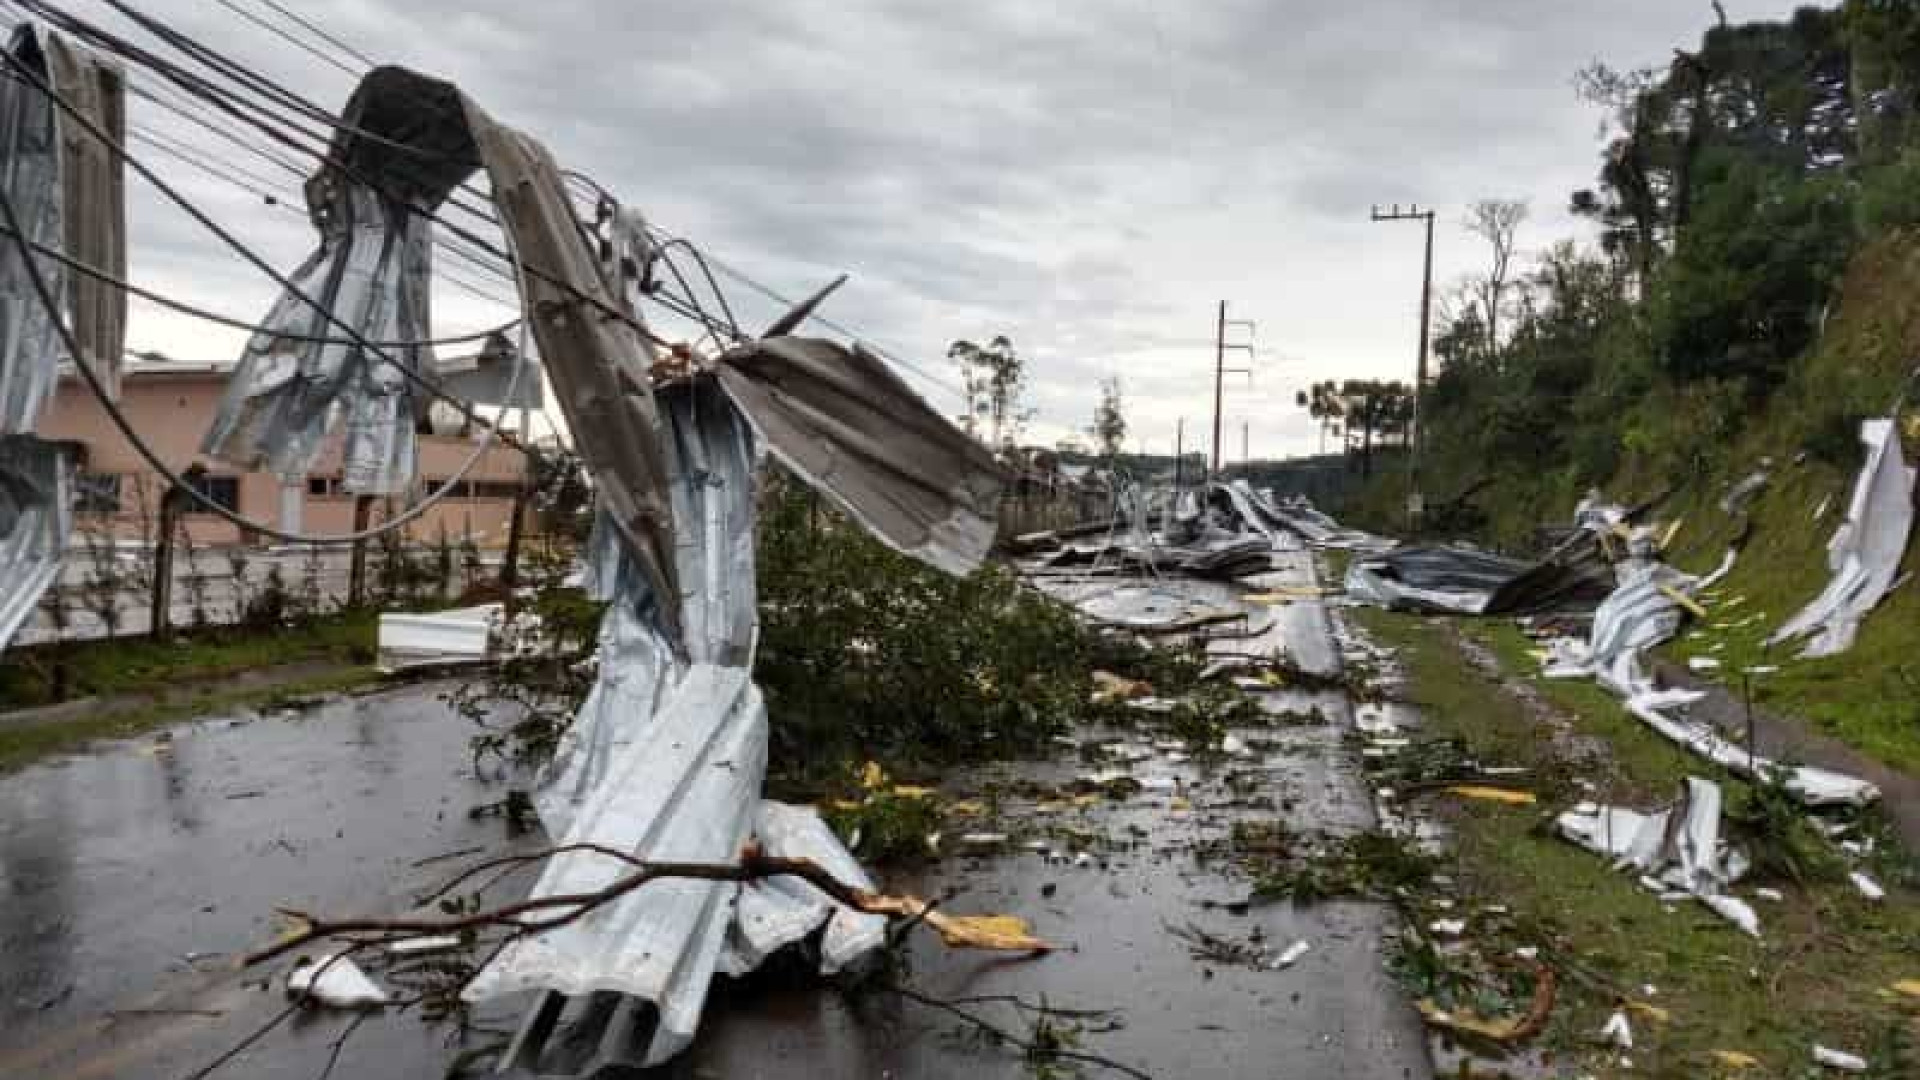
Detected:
left=0, top=146, right=532, bottom=545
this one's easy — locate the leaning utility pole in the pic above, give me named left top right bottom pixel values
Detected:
left=1211, top=302, right=1255, bottom=478
left=1370, top=203, right=1436, bottom=526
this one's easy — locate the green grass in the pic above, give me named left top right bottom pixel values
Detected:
left=1352, top=606, right=1920, bottom=1078
left=1656, top=453, right=1920, bottom=778
left=0, top=666, right=383, bottom=772
left=0, top=610, right=379, bottom=709
left=0, top=612, right=385, bottom=771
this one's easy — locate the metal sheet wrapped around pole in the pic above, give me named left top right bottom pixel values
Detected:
left=200, top=68, right=465, bottom=495
left=0, top=26, right=67, bottom=434
left=44, top=31, right=125, bottom=402
left=461, top=97, right=683, bottom=642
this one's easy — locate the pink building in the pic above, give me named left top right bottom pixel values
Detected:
left=40, top=358, right=531, bottom=547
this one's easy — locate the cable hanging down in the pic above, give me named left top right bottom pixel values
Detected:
left=0, top=164, right=533, bottom=546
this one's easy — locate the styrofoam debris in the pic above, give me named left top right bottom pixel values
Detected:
left=1850, top=871, right=1885, bottom=901
left=385, top=934, right=462, bottom=956
left=288, top=952, right=388, bottom=1007
left=1428, top=918, right=1466, bottom=937
left=1688, top=655, right=1721, bottom=671
left=1271, top=939, right=1311, bottom=969
left=1600, top=1008, right=1633, bottom=1049
left=1813, top=1045, right=1868, bottom=1072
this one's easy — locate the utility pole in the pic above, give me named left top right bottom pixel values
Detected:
left=1211, top=301, right=1255, bottom=479
left=1370, top=203, right=1436, bottom=528
left=1174, top=417, right=1184, bottom=488
left=1241, top=421, right=1249, bottom=475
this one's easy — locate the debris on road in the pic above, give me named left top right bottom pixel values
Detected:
left=287, top=952, right=390, bottom=1009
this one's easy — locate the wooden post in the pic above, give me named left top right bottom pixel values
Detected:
left=348, top=494, right=375, bottom=608
left=150, top=492, right=179, bottom=642
left=500, top=483, right=531, bottom=614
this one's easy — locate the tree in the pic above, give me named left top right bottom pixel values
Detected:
left=947, top=336, right=1026, bottom=449
left=1296, top=380, right=1345, bottom=457
left=1088, top=376, right=1126, bottom=464
left=1463, top=199, right=1528, bottom=352
left=1300, top=380, right=1408, bottom=477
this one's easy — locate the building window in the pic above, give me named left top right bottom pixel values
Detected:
left=74, top=472, right=121, bottom=513
left=187, top=473, right=241, bottom=514
left=307, top=475, right=347, bottom=498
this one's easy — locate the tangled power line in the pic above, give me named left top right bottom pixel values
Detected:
left=0, top=0, right=972, bottom=545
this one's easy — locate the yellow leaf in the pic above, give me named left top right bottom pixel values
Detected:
left=1444, top=785, right=1538, bottom=806
left=892, top=785, right=937, bottom=799
left=1892, top=978, right=1920, bottom=1000
left=1709, top=1050, right=1759, bottom=1070
left=1626, top=1000, right=1670, bottom=1024
left=1168, top=796, right=1192, bottom=811
left=930, top=913, right=1049, bottom=951
left=947, top=800, right=987, bottom=817
left=858, top=761, right=887, bottom=790
left=1071, top=793, right=1101, bottom=808
left=829, top=799, right=863, bottom=811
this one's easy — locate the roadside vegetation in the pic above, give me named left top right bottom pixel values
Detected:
left=1312, top=1, right=1920, bottom=794
left=1351, top=605, right=1920, bottom=1077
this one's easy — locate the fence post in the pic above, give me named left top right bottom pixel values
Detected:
left=348, top=494, right=375, bottom=608
left=150, top=492, right=179, bottom=642
left=499, top=483, right=530, bottom=615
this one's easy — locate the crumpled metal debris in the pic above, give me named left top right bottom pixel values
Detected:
left=1343, top=545, right=1531, bottom=615
left=0, top=25, right=121, bottom=654
left=1556, top=777, right=1759, bottom=935
left=1542, top=544, right=1878, bottom=808
left=0, top=435, right=70, bottom=650
left=1769, top=417, right=1914, bottom=658
left=203, top=67, right=467, bottom=494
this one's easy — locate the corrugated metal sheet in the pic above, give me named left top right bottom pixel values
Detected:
left=0, top=26, right=67, bottom=434
left=715, top=336, right=1003, bottom=577
left=0, top=435, right=70, bottom=652
left=1769, top=417, right=1915, bottom=658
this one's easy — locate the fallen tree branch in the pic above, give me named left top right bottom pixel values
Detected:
left=246, top=844, right=1051, bottom=970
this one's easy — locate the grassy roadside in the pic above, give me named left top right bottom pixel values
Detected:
left=0, top=609, right=378, bottom=707
left=1350, top=606, right=1920, bottom=1078
left=0, top=612, right=386, bottom=771
left=0, top=666, right=384, bottom=772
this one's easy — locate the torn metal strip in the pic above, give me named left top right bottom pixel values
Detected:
left=1769, top=417, right=1914, bottom=658
left=715, top=335, right=1003, bottom=577
left=44, top=30, right=125, bottom=402
left=0, top=434, right=70, bottom=652
left=0, top=25, right=67, bottom=433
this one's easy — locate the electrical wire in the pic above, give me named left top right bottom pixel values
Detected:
left=0, top=41, right=539, bottom=461
left=19, top=0, right=968, bottom=409
left=0, top=139, right=532, bottom=546
left=128, top=0, right=967, bottom=403
left=0, top=223, right=518, bottom=347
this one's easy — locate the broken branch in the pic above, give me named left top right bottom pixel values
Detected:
left=246, top=845, right=1051, bottom=970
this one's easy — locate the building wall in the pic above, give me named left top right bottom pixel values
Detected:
left=40, top=369, right=531, bottom=547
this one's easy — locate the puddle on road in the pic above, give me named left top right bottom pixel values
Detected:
left=0, top=683, right=538, bottom=1080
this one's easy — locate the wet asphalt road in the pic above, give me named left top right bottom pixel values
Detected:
left=0, top=539, right=1432, bottom=1079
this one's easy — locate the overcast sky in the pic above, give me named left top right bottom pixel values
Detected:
left=58, top=0, right=1806, bottom=459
